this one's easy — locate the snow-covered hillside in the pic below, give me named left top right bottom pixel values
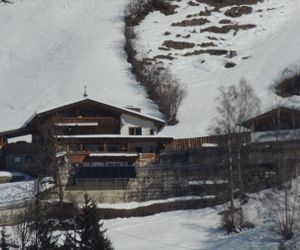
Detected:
left=0, top=0, right=161, bottom=131
left=104, top=205, right=277, bottom=250
left=135, top=0, right=300, bottom=137
left=2, top=0, right=300, bottom=138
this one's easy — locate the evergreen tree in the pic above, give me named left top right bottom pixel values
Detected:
left=28, top=199, right=58, bottom=250
left=62, top=232, right=77, bottom=250
left=75, top=194, right=114, bottom=250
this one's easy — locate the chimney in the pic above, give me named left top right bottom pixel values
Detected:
left=125, top=105, right=141, bottom=112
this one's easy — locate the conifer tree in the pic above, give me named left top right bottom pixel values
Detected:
left=28, top=199, right=58, bottom=250
left=75, top=194, right=114, bottom=250
left=62, top=232, right=77, bottom=250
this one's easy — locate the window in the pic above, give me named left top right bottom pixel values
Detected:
left=150, top=129, right=154, bottom=135
left=129, top=127, right=142, bottom=135
left=135, top=147, right=143, bottom=153
left=26, top=156, right=33, bottom=163
left=69, top=144, right=81, bottom=151
left=83, top=144, right=99, bottom=151
left=14, top=156, right=23, bottom=164
left=107, top=162, right=122, bottom=167
left=108, top=144, right=120, bottom=152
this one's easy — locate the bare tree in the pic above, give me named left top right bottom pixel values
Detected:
left=262, top=103, right=300, bottom=248
left=210, top=79, right=261, bottom=233
left=36, top=118, right=69, bottom=208
left=210, top=79, right=261, bottom=135
left=13, top=202, right=33, bottom=250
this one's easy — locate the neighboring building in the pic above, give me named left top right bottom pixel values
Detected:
left=240, top=106, right=300, bottom=143
left=0, top=98, right=173, bottom=185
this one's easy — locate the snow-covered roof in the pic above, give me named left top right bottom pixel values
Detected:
left=22, top=98, right=165, bottom=128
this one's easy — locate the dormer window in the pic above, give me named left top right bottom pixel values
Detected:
left=129, top=127, right=142, bottom=135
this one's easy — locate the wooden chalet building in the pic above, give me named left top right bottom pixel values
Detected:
left=240, top=106, right=300, bottom=143
left=0, top=98, right=173, bottom=185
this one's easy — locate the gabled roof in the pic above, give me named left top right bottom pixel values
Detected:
left=240, top=106, right=300, bottom=129
left=22, top=98, right=165, bottom=128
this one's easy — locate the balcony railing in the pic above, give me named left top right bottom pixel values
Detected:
left=53, top=117, right=119, bottom=126
left=251, top=129, right=300, bottom=143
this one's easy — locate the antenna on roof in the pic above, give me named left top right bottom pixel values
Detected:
left=83, top=85, right=88, bottom=98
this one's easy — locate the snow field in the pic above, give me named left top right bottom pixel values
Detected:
left=0, top=0, right=162, bottom=132
left=135, top=0, right=300, bottom=137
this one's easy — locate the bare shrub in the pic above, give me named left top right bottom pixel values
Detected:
left=124, top=0, right=176, bottom=26
left=142, top=65, right=186, bottom=125
left=219, top=207, right=242, bottom=233
left=275, top=71, right=300, bottom=97
left=124, top=0, right=186, bottom=124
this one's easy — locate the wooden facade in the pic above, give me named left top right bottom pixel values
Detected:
left=0, top=98, right=173, bottom=181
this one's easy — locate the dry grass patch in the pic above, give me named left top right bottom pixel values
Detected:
left=219, top=19, right=232, bottom=24
left=199, top=8, right=212, bottom=16
left=201, top=24, right=256, bottom=34
left=154, top=54, right=175, bottom=60
left=188, top=0, right=199, bottom=6
left=196, top=0, right=263, bottom=8
left=224, top=6, right=252, bottom=18
left=198, top=42, right=217, bottom=47
left=162, top=40, right=195, bottom=49
left=183, top=49, right=228, bottom=56
left=224, top=61, right=236, bottom=68
left=171, top=18, right=209, bottom=27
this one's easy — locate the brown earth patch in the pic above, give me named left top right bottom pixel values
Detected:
left=200, top=24, right=256, bottom=34
left=224, top=61, right=236, bottom=68
left=198, top=42, right=217, bottom=47
left=186, top=13, right=198, bottom=18
left=162, top=40, right=195, bottom=49
left=164, top=31, right=171, bottom=36
left=207, top=36, right=218, bottom=40
left=242, top=55, right=251, bottom=60
left=183, top=49, right=228, bottom=56
left=219, top=19, right=232, bottom=24
left=199, top=8, right=212, bottom=16
left=182, top=34, right=191, bottom=38
left=171, top=18, right=209, bottom=27
left=159, top=47, right=170, bottom=51
left=224, top=6, right=252, bottom=17
left=195, top=0, right=263, bottom=8
left=154, top=54, right=175, bottom=60
left=188, top=0, right=200, bottom=6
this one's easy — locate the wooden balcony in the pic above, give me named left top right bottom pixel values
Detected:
left=53, top=117, right=119, bottom=127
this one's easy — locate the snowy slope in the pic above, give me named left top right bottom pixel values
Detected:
left=0, top=0, right=161, bottom=131
left=2, top=0, right=300, bottom=138
left=104, top=207, right=277, bottom=250
left=135, top=0, right=300, bottom=137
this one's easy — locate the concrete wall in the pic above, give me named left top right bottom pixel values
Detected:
left=64, top=142, right=300, bottom=203
left=64, top=164, right=229, bottom=203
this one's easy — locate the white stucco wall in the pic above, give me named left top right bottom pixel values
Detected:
left=120, top=114, right=157, bottom=135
